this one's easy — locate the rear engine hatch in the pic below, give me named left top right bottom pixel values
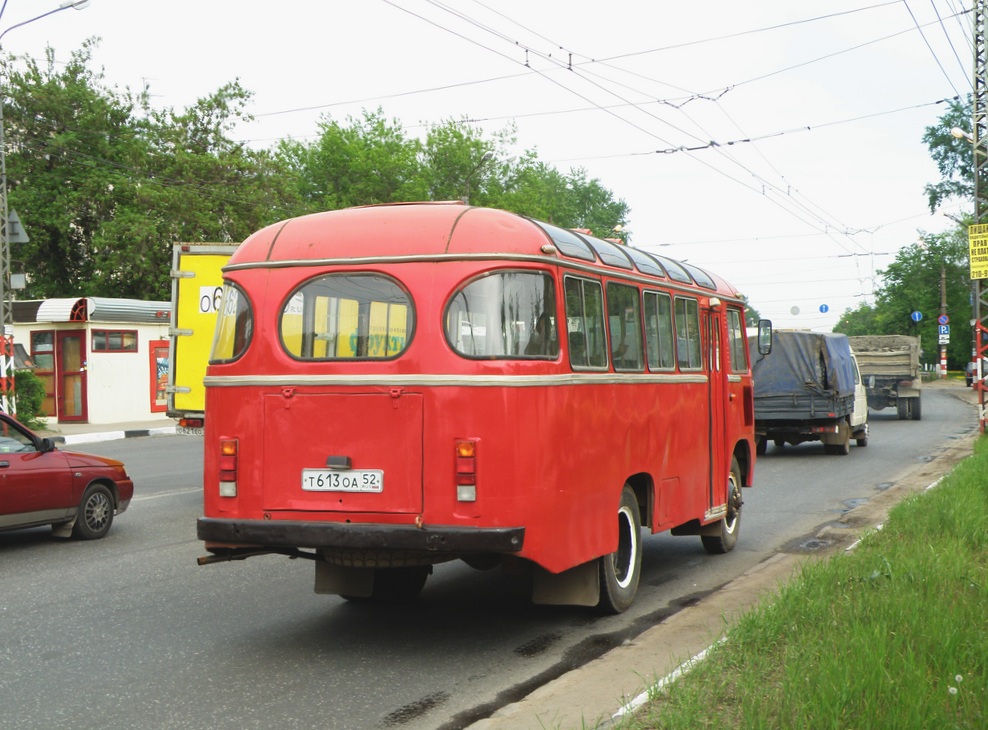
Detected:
left=262, top=392, right=423, bottom=514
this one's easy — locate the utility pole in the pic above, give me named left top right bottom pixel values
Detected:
left=940, top=264, right=948, bottom=377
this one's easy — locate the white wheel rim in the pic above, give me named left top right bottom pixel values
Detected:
left=614, top=504, right=639, bottom=589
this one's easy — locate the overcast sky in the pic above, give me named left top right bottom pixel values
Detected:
left=0, top=0, right=973, bottom=330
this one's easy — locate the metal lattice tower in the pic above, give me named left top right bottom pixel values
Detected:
left=976, top=0, right=988, bottom=432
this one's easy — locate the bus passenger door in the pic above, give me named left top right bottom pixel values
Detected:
left=706, top=310, right=726, bottom=513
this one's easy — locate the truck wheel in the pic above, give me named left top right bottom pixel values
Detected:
left=597, top=486, right=642, bottom=614
left=910, top=397, right=922, bottom=421
left=896, top=399, right=909, bottom=420
left=702, top=457, right=742, bottom=555
left=756, top=437, right=766, bottom=456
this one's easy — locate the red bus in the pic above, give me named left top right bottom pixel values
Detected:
left=197, top=202, right=768, bottom=613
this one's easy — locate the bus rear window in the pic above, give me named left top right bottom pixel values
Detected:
left=280, top=274, right=413, bottom=360
left=211, top=284, right=253, bottom=363
left=446, top=271, right=557, bottom=359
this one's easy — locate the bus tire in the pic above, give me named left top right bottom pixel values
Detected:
left=702, top=457, right=742, bottom=555
left=597, top=486, right=642, bottom=614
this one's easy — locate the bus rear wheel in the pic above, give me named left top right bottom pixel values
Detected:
left=597, top=486, right=642, bottom=614
left=702, top=457, right=742, bottom=555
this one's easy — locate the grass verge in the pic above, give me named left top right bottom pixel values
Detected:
left=623, top=437, right=988, bottom=729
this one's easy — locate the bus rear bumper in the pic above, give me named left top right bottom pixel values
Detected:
left=197, top=517, right=525, bottom=556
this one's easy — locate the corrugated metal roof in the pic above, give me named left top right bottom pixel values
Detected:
left=29, top=297, right=171, bottom=324
left=36, top=298, right=83, bottom=322
left=88, top=297, right=170, bottom=323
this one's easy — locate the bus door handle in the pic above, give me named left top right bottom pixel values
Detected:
left=728, top=393, right=736, bottom=401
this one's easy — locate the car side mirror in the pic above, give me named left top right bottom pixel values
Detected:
left=39, top=437, right=55, bottom=453
left=757, top=319, right=773, bottom=355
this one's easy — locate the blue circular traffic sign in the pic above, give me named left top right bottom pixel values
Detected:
left=911, top=311, right=923, bottom=322
left=938, top=314, right=949, bottom=325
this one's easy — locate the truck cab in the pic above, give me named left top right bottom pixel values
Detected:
left=849, top=351, right=869, bottom=447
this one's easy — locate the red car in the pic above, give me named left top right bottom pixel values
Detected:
left=0, top=413, right=134, bottom=539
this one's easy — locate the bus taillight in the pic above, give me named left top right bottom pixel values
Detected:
left=218, top=438, right=239, bottom=497
left=455, top=439, right=478, bottom=502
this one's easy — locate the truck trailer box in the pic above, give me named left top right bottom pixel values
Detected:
left=167, top=242, right=238, bottom=434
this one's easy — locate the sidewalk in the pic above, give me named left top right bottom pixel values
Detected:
left=36, top=417, right=177, bottom=445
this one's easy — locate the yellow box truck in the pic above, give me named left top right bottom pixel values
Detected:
left=167, top=243, right=239, bottom=435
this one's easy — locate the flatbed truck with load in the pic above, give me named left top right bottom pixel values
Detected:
left=167, top=242, right=238, bottom=435
left=847, top=334, right=922, bottom=421
left=750, top=330, right=869, bottom=455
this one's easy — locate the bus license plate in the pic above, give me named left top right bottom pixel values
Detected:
left=302, top=469, right=383, bottom=492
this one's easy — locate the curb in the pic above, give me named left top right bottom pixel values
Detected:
left=50, top=425, right=177, bottom=446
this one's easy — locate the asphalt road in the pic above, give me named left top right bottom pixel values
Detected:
left=0, top=384, right=977, bottom=730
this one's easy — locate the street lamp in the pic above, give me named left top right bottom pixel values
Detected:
left=0, top=0, right=91, bottom=412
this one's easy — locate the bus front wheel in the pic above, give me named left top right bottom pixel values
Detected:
left=597, top=486, right=642, bottom=614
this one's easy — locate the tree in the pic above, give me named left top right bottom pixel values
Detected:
left=922, top=96, right=973, bottom=213
left=4, top=41, right=299, bottom=301
left=92, top=81, right=297, bottom=299
left=421, top=119, right=494, bottom=204
left=833, top=302, right=882, bottom=336
left=277, top=108, right=426, bottom=211
left=4, top=42, right=139, bottom=298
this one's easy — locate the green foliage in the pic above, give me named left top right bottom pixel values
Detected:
left=285, top=108, right=428, bottom=210
left=13, top=369, right=47, bottom=428
left=922, top=96, right=973, bottom=213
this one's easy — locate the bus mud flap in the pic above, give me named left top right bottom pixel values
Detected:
left=531, top=560, right=599, bottom=607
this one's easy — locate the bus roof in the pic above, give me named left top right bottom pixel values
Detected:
left=229, top=202, right=743, bottom=299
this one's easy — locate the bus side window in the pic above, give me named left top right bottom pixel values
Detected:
left=445, top=271, right=557, bottom=359
left=606, top=282, right=644, bottom=372
left=565, top=276, right=607, bottom=369
left=644, top=291, right=675, bottom=370
left=674, top=297, right=702, bottom=370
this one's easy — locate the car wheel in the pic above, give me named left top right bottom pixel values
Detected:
left=597, top=485, right=642, bottom=614
left=72, top=483, right=114, bottom=540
